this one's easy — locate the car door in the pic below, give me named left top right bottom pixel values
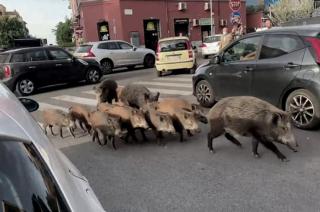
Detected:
left=24, top=49, right=56, bottom=86
left=46, top=48, right=81, bottom=82
left=117, top=41, right=138, bottom=65
left=253, top=34, right=305, bottom=105
left=96, top=42, right=122, bottom=67
left=211, top=35, right=262, bottom=99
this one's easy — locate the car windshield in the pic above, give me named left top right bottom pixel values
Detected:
left=0, top=54, right=8, bottom=64
left=0, top=140, right=69, bottom=212
left=204, top=36, right=221, bottom=43
left=159, top=39, right=188, bottom=52
left=75, top=45, right=92, bottom=53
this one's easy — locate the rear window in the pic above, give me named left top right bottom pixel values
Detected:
left=159, top=39, right=189, bottom=52
left=0, top=54, right=8, bottom=63
left=76, top=45, right=92, bottom=53
left=204, top=36, right=221, bottom=43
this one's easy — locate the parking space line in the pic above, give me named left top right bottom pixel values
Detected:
left=52, top=95, right=97, bottom=106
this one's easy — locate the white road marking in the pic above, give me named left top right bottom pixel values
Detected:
left=155, top=77, right=192, bottom=82
left=83, top=90, right=96, bottom=95
left=52, top=95, right=97, bottom=106
left=38, top=102, right=69, bottom=112
left=148, top=88, right=192, bottom=95
left=38, top=122, right=44, bottom=129
left=134, top=81, right=192, bottom=88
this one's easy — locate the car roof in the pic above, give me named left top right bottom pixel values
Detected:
left=159, top=36, right=189, bottom=42
left=81, top=40, right=131, bottom=46
left=247, top=24, right=320, bottom=37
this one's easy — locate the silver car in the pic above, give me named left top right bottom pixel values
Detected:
left=0, top=82, right=105, bottom=212
left=74, top=40, right=156, bottom=73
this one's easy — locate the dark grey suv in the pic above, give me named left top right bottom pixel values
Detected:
left=193, top=25, right=320, bottom=129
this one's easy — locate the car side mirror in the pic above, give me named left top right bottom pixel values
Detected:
left=133, top=47, right=137, bottom=51
left=211, top=55, right=221, bottom=64
left=192, top=46, right=196, bottom=50
left=19, top=98, right=39, bottom=112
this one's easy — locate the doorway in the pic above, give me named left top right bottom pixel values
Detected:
left=201, top=25, right=211, bottom=41
left=143, top=19, right=160, bottom=51
left=174, top=18, right=189, bottom=37
left=97, top=21, right=110, bottom=41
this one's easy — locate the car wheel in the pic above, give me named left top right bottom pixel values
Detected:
left=157, top=71, right=162, bottom=77
left=101, top=60, right=113, bottom=74
left=144, top=54, right=155, bottom=68
left=16, top=78, right=36, bottom=96
left=285, top=89, right=320, bottom=129
left=127, top=65, right=135, bottom=70
left=86, top=67, right=101, bottom=84
left=195, top=80, right=215, bottom=108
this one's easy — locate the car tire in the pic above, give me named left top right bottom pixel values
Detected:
left=127, top=65, right=135, bottom=70
left=86, top=67, right=101, bottom=84
left=203, top=55, right=208, bottom=59
left=101, top=59, right=113, bottom=74
left=285, top=89, right=320, bottom=129
left=157, top=71, right=162, bottom=77
left=195, top=80, right=215, bottom=108
left=16, top=77, right=36, bottom=96
left=144, top=54, right=155, bottom=68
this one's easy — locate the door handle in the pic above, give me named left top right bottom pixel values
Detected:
left=55, top=64, right=63, bottom=67
left=28, top=66, right=36, bottom=69
left=284, top=62, right=299, bottom=69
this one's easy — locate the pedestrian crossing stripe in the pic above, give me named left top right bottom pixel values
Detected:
left=39, top=102, right=69, bottom=112
left=148, top=88, right=192, bottom=96
left=52, top=95, right=97, bottom=106
left=154, top=78, right=192, bottom=82
left=134, top=81, right=192, bottom=88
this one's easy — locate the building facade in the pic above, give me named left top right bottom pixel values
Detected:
left=70, top=0, right=246, bottom=49
left=0, top=4, right=23, bottom=21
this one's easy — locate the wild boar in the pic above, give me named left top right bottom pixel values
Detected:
left=150, top=102, right=200, bottom=142
left=88, top=111, right=122, bottom=149
left=94, top=79, right=118, bottom=105
left=97, top=103, right=149, bottom=142
left=119, top=84, right=160, bottom=109
left=142, top=103, right=176, bottom=145
left=207, top=96, right=298, bottom=162
left=157, top=98, right=208, bottom=124
left=42, top=109, right=75, bottom=138
left=68, top=105, right=91, bottom=134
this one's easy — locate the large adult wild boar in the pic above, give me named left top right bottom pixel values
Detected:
left=207, top=96, right=298, bottom=161
left=94, top=79, right=118, bottom=105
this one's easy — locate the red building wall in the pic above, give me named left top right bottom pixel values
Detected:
left=79, top=0, right=246, bottom=45
left=246, top=11, right=264, bottom=30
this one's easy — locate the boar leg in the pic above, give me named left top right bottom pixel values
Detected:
left=96, top=129, right=105, bottom=145
left=258, top=137, right=288, bottom=162
left=69, top=127, right=75, bottom=138
left=140, top=128, right=148, bottom=142
left=92, top=130, right=98, bottom=143
left=43, top=124, right=48, bottom=135
left=207, top=130, right=223, bottom=153
left=187, top=130, right=193, bottom=137
left=49, top=125, right=55, bottom=136
left=110, top=136, right=117, bottom=150
left=225, top=133, right=242, bottom=148
left=59, top=127, right=63, bottom=138
left=79, top=121, right=87, bottom=133
left=252, top=138, right=261, bottom=158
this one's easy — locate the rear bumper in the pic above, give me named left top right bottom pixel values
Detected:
left=156, top=60, right=194, bottom=72
left=201, top=48, right=219, bottom=56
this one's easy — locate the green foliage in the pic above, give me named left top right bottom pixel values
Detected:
left=0, top=16, right=29, bottom=48
left=271, top=0, right=314, bottom=24
left=53, top=18, right=74, bottom=47
left=246, top=4, right=265, bottom=14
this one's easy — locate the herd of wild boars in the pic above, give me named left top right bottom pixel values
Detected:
left=42, top=79, right=298, bottom=161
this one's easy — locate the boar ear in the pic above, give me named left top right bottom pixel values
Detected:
left=154, top=92, right=160, bottom=101
left=271, top=113, right=282, bottom=126
left=144, top=93, right=150, bottom=101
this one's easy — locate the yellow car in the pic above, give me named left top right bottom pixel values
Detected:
left=155, top=36, right=197, bottom=77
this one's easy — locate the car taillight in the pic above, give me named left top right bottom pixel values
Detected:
left=85, top=48, right=95, bottom=57
left=199, top=43, right=207, bottom=48
left=186, top=41, right=193, bottom=58
left=3, top=65, right=11, bottom=79
left=305, top=37, right=320, bottom=63
left=188, top=50, right=193, bottom=58
left=156, top=44, right=160, bottom=61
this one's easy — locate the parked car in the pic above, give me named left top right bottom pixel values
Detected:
left=193, top=25, right=320, bottom=129
left=155, top=36, right=197, bottom=77
left=0, top=46, right=102, bottom=96
left=0, top=82, right=105, bottom=211
left=199, top=34, right=222, bottom=59
left=74, top=40, right=156, bottom=73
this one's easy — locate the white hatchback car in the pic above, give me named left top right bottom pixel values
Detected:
left=74, top=40, right=156, bottom=73
left=199, top=34, right=222, bottom=59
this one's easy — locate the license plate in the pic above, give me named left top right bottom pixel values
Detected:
left=167, top=55, right=180, bottom=61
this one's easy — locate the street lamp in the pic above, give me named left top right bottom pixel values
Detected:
left=210, top=0, right=213, bottom=36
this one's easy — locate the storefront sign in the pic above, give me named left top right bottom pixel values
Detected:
left=124, top=9, right=133, bottom=15
left=174, top=19, right=189, bottom=24
left=199, top=18, right=212, bottom=26
left=229, top=0, right=241, bottom=12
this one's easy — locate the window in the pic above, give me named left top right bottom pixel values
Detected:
left=118, top=42, right=132, bottom=49
left=76, top=45, right=92, bottom=53
left=48, top=49, right=71, bottom=60
left=259, top=35, right=304, bottom=59
left=159, top=39, right=189, bottom=52
left=0, top=141, right=69, bottom=212
left=25, top=50, right=48, bottom=62
left=99, top=42, right=119, bottom=50
left=10, top=54, right=25, bottom=63
left=223, top=36, right=261, bottom=62
left=204, top=35, right=221, bottom=43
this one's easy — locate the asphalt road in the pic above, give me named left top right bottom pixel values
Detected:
left=29, top=60, right=320, bottom=212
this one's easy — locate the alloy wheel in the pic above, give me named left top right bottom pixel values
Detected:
left=289, top=95, right=314, bottom=126
left=19, top=79, right=34, bottom=95
left=197, top=83, right=212, bottom=104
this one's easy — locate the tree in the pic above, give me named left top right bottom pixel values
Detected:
left=0, top=16, right=29, bottom=48
left=53, top=18, right=74, bottom=47
left=270, top=0, right=314, bottom=24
